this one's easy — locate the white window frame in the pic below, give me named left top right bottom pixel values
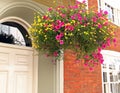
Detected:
left=101, top=50, right=120, bottom=93
left=105, top=3, right=114, bottom=22
left=98, top=0, right=120, bottom=26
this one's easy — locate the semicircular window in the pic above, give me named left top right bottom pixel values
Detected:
left=0, top=23, right=31, bottom=47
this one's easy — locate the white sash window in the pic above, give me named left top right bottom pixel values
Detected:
left=98, top=0, right=120, bottom=26
left=101, top=50, right=120, bottom=93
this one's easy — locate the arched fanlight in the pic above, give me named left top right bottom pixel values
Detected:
left=0, top=22, right=32, bottom=47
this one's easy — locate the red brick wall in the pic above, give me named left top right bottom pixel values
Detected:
left=64, top=50, right=102, bottom=93
left=64, top=0, right=120, bottom=93
left=88, top=0, right=98, bottom=11
left=64, top=0, right=101, bottom=93
left=107, top=27, right=120, bottom=52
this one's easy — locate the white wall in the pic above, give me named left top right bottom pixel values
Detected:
left=38, top=54, right=56, bottom=93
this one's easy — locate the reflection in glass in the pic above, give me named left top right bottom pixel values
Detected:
left=103, top=72, right=107, bottom=82
left=0, top=24, right=25, bottom=46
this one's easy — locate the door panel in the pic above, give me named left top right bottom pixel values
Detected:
left=0, top=72, right=8, bottom=93
left=0, top=44, right=33, bottom=93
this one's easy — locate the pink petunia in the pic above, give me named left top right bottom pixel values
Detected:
left=48, top=7, right=53, bottom=11
left=60, top=40, right=64, bottom=45
left=97, top=10, right=103, bottom=17
left=55, top=34, right=61, bottom=40
left=89, top=67, right=94, bottom=71
left=71, top=15, right=76, bottom=20
left=113, top=38, right=117, bottom=43
left=84, top=55, right=89, bottom=59
left=113, top=38, right=117, bottom=46
left=92, top=17, right=97, bottom=22
left=82, top=0, right=86, bottom=3
left=56, top=20, right=61, bottom=24
left=65, top=25, right=74, bottom=31
left=55, top=25, right=61, bottom=30
left=97, top=47, right=102, bottom=52
left=103, top=22, right=108, bottom=26
left=75, top=59, right=80, bottom=63
left=99, top=59, right=104, bottom=64
left=60, top=13, right=66, bottom=18
left=60, top=32, right=64, bottom=37
left=104, top=11, right=108, bottom=15
left=69, top=25, right=74, bottom=31
left=98, top=24, right=102, bottom=28
left=53, top=51, right=58, bottom=57
left=78, top=17, right=82, bottom=21
left=43, top=15, right=48, bottom=20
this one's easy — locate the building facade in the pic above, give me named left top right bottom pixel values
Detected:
left=0, top=0, right=120, bottom=93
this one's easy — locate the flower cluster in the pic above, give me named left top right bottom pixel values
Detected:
left=29, top=1, right=116, bottom=68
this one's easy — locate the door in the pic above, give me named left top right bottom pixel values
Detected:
left=0, top=43, right=33, bottom=93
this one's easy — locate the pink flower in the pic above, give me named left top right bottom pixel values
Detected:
left=92, top=53, right=97, bottom=59
left=103, top=22, right=108, bottom=26
left=75, top=59, right=80, bottom=63
left=73, top=5, right=78, bottom=9
left=113, top=38, right=117, bottom=46
left=99, top=59, right=104, bottom=64
left=84, top=63, right=88, bottom=67
left=48, top=7, right=53, bottom=11
left=97, top=10, right=103, bottom=17
left=55, top=35, right=61, bottom=40
left=92, top=17, right=97, bottom=22
left=56, top=20, right=61, bottom=24
left=60, top=13, right=66, bottom=18
left=65, top=25, right=74, bottom=31
left=89, top=67, right=94, bottom=71
left=60, top=22, right=65, bottom=27
left=55, top=25, right=61, bottom=30
left=71, top=15, right=76, bottom=20
left=97, top=47, right=101, bottom=52
left=60, top=40, right=64, bottom=45
left=98, top=24, right=102, bottom=28
left=53, top=51, right=58, bottom=57
left=113, top=38, right=117, bottom=43
left=75, top=0, right=81, bottom=4
left=82, top=0, right=86, bottom=3
left=43, top=15, right=48, bottom=20
left=102, top=44, right=106, bottom=49
left=60, top=32, right=64, bottom=37
left=84, top=55, right=89, bottom=59
left=78, top=17, right=82, bottom=21
left=104, top=11, right=108, bottom=15
left=69, top=25, right=74, bottom=31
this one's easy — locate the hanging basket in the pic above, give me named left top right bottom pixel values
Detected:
left=29, top=1, right=116, bottom=68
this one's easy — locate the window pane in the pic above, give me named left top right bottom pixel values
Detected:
left=103, top=64, right=107, bottom=69
left=119, top=83, right=120, bottom=93
left=118, top=72, right=120, bottom=80
left=104, top=84, right=106, bottom=93
left=110, top=72, right=113, bottom=82
left=10, top=27, right=25, bottom=45
left=104, top=84, right=109, bottom=93
left=109, top=64, right=115, bottom=70
left=0, top=24, right=25, bottom=46
left=103, top=72, right=107, bottom=82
